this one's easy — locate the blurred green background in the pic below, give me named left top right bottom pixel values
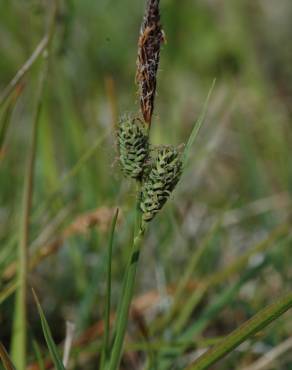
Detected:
left=1, top=0, right=292, bottom=369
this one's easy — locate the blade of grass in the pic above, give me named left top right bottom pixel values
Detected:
left=108, top=197, right=147, bottom=370
left=0, top=343, right=16, bottom=370
left=10, top=57, right=48, bottom=370
left=32, top=289, right=66, bottom=370
left=108, top=228, right=146, bottom=370
left=186, top=291, right=292, bottom=370
left=100, top=208, right=119, bottom=369
left=182, top=79, right=216, bottom=168
left=108, top=185, right=144, bottom=348
left=32, top=339, right=45, bottom=370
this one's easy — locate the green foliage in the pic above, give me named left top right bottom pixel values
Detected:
left=1, top=1, right=292, bottom=369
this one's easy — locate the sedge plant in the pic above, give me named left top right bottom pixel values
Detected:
left=107, top=0, right=214, bottom=369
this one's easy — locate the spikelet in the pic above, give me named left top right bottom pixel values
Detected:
left=140, top=146, right=182, bottom=222
left=136, top=0, right=164, bottom=125
left=117, top=117, right=149, bottom=180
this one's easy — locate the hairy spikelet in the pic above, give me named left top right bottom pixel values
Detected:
left=136, top=0, right=164, bottom=125
left=140, top=146, right=182, bottom=222
left=117, top=117, right=149, bottom=180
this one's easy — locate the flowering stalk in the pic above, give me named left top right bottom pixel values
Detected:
left=107, top=202, right=146, bottom=370
left=109, top=2, right=185, bottom=369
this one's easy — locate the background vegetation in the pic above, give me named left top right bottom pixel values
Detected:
left=1, top=0, right=292, bottom=369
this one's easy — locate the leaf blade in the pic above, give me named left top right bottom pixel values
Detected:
left=100, top=208, right=119, bottom=369
left=32, top=289, right=66, bottom=370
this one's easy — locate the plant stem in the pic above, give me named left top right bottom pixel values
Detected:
left=11, top=62, right=47, bottom=370
left=107, top=200, right=146, bottom=370
left=100, top=209, right=119, bottom=369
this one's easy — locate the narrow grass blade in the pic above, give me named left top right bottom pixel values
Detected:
left=0, top=342, right=16, bottom=370
left=108, top=186, right=143, bottom=347
left=182, top=79, right=216, bottom=168
left=11, top=60, right=47, bottom=370
left=32, top=339, right=45, bottom=370
left=186, top=291, right=292, bottom=370
left=108, top=229, right=145, bottom=370
left=100, top=208, right=119, bottom=369
left=32, top=289, right=66, bottom=370
left=108, top=200, right=147, bottom=370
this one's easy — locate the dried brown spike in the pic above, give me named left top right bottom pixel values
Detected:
left=136, top=0, right=164, bottom=125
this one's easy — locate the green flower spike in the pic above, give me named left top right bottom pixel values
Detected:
left=140, top=146, right=183, bottom=222
left=118, top=117, right=149, bottom=180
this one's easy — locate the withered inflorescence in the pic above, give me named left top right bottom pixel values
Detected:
left=136, top=0, right=164, bottom=125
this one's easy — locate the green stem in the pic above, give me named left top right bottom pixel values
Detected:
left=100, top=209, right=119, bottom=369
left=11, top=59, right=47, bottom=370
left=107, top=215, right=146, bottom=370
left=186, top=291, right=292, bottom=370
